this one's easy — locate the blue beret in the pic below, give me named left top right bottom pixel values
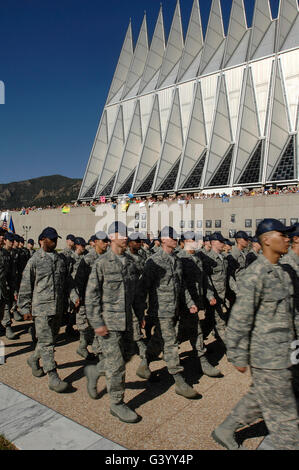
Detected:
left=40, top=227, right=61, bottom=240
left=74, top=237, right=86, bottom=246
left=256, top=219, right=293, bottom=237
left=210, top=232, right=226, bottom=243
left=4, top=232, right=15, bottom=242
left=234, top=231, right=249, bottom=240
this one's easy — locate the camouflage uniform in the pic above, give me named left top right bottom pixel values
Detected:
left=140, top=249, right=194, bottom=376
left=59, top=247, right=76, bottom=333
left=85, top=250, right=142, bottom=405
left=281, top=248, right=299, bottom=395
left=245, top=249, right=259, bottom=268
left=227, top=246, right=247, bottom=294
left=225, top=255, right=299, bottom=450
left=75, top=249, right=103, bottom=356
left=0, top=248, right=18, bottom=331
left=18, top=249, right=68, bottom=373
left=69, top=250, right=95, bottom=358
left=202, top=249, right=228, bottom=340
left=126, top=249, right=147, bottom=359
left=177, top=250, right=212, bottom=356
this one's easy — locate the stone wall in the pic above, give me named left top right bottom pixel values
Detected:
left=8, top=193, right=299, bottom=249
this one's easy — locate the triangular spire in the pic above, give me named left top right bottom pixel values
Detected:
left=222, top=0, right=248, bottom=68
left=153, top=88, right=184, bottom=190
left=277, top=0, right=299, bottom=52
left=233, top=68, right=261, bottom=183
left=279, top=50, right=299, bottom=131
left=225, top=29, right=251, bottom=68
left=252, top=19, right=276, bottom=60
left=79, top=111, right=109, bottom=199
left=198, top=0, right=225, bottom=75
left=95, top=106, right=125, bottom=196
left=248, top=0, right=272, bottom=60
left=106, top=22, right=133, bottom=104
left=250, top=57, right=273, bottom=136
left=203, top=74, right=233, bottom=185
left=177, top=0, right=203, bottom=82
left=113, top=101, right=143, bottom=195
left=281, top=12, right=299, bottom=51
left=121, top=15, right=149, bottom=99
left=177, top=82, right=207, bottom=189
left=132, top=95, right=162, bottom=192
left=138, top=7, right=165, bottom=95
left=157, top=0, right=184, bottom=89
left=266, top=61, right=291, bottom=180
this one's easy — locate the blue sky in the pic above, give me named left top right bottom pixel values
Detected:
left=0, top=0, right=282, bottom=184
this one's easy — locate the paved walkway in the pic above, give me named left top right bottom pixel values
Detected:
left=0, top=382, right=125, bottom=450
left=0, top=321, right=269, bottom=450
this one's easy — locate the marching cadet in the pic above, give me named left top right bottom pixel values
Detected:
left=62, top=234, right=76, bottom=257
left=125, top=233, right=149, bottom=380
left=202, top=233, right=228, bottom=344
left=18, top=227, right=70, bottom=393
left=245, top=236, right=262, bottom=267
left=138, top=236, right=152, bottom=261
left=139, top=226, right=200, bottom=399
left=60, top=234, right=77, bottom=338
left=280, top=223, right=299, bottom=396
left=11, top=236, right=30, bottom=322
left=83, top=231, right=110, bottom=398
left=27, top=239, right=36, bottom=258
left=87, top=235, right=97, bottom=251
left=69, top=237, right=95, bottom=361
left=177, top=232, right=221, bottom=377
left=227, top=231, right=249, bottom=296
left=85, top=222, right=144, bottom=423
left=212, top=219, right=299, bottom=450
left=0, top=227, right=5, bottom=249
left=222, top=239, right=234, bottom=257
left=0, top=232, right=19, bottom=341
left=202, top=235, right=212, bottom=253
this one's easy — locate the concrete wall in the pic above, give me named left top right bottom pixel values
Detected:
left=8, top=193, right=299, bottom=249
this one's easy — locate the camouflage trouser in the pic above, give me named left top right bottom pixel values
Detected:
left=204, top=301, right=226, bottom=339
left=231, top=367, right=299, bottom=450
left=177, top=311, right=207, bottom=358
left=133, top=314, right=146, bottom=360
left=76, top=305, right=94, bottom=345
left=1, top=296, right=13, bottom=328
left=0, top=298, right=5, bottom=324
left=91, top=335, right=103, bottom=356
left=31, top=314, right=62, bottom=374
left=100, top=328, right=135, bottom=405
left=146, top=317, right=184, bottom=376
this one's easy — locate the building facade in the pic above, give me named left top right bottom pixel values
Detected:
left=79, top=0, right=299, bottom=200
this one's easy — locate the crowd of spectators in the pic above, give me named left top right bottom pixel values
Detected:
left=2, top=184, right=299, bottom=215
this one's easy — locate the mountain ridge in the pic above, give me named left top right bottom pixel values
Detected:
left=0, top=175, right=82, bottom=210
